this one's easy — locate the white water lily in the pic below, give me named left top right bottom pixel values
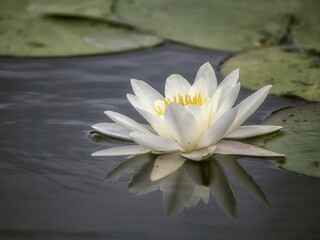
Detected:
left=92, top=62, right=284, bottom=180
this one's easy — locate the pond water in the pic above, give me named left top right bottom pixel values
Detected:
left=0, top=44, right=319, bottom=240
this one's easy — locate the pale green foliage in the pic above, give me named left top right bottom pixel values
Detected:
left=221, top=47, right=320, bottom=102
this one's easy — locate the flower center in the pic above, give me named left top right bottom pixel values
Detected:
left=155, top=93, right=207, bottom=115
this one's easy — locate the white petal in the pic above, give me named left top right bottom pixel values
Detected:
left=185, top=101, right=211, bottom=139
left=190, top=75, right=208, bottom=99
left=129, top=132, right=183, bottom=152
left=198, top=108, right=237, bottom=148
left=131, top=79, right=163, bottom=105
left=164, top=103, right=198, bottom=151
left=151, top=153, right=186, bottom=181
left=91, top=145, right=150, bottom=156
left=105, top=110, right=152, bottom=134
left=182, top=145, right=217, bottom=161
left=165, top=74, right=191, bottom=99
left=218, top=68, right=239, bottom=96
left=92, top=122, right=132, bottom=140
left=128, top=94, right=170, bottom=137
left=209, top=86, right=224, bottom=124
left=194, top=62, right=217, bottom=96
left=226, top=125, right=282, bottom=139
left=212, top=83, right=240, bottom=123
left=226, top=85, right=272, bottom=135
left=215, top=140, right=285, bottom=157
left=127, top=93, right=155, bottom=113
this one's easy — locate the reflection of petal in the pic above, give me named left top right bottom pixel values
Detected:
left=210, top=160, right=237, bottom=218
left=226, top=125, right=282, bottom=139
left=92, top=122, right=132, bottom=140
left=129, top=159, right=160, bottom=196
left=185, top=160, right=214, bottom=186
left=151, top=153, right=185, bottom=181
left=160, top=167, right=195, bottom=217
left=91, top=145, right=150, bottom=156
left=218, top=156, right=269, bottom=205
left=105, top=153, right=151, bottom=180
left=215, top=140, right=285, bottom=157
left=185, top=185, right=210, bottom=208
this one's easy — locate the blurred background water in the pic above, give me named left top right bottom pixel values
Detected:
left=0, top=44, right=319, bottom=240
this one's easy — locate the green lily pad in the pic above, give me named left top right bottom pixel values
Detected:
left=116, top=0, right=320, bottom=51
left=291, top=1, right=320, bottom=51
left=0, top=0, right=162, bottom=57
left=27, top=0, right=118, bottom=22
left=262, top=104, right=320, bottom=178
left=221, top=47, right=320, bottom=102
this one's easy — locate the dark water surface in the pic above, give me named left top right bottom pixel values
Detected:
left=0, top=44, right=319, bottom=240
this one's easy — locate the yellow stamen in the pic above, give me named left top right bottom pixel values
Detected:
left=154, top=92, right=208, bottom=115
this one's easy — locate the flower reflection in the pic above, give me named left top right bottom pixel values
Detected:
left=105, top=153, right=269, bottom=217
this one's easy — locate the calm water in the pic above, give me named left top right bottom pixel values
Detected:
left=0, top=44, right=319, bottom=240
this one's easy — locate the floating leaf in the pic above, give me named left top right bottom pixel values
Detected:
left=221, top=47, right=320, bottom=102
left=261, top=104, right=320, bottom=178
left=0, top=0, right=162, bottom=56
left=116, top=0, right=320, bottom=51
left=291, top=1, right=320, bottom=51
left=28, top=0, right=118, bottom=22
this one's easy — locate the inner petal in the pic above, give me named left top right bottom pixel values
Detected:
left=154, top=92, right=208, bottom=116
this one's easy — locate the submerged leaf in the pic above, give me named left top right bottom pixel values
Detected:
left=221, top=47, right=320, bottom=102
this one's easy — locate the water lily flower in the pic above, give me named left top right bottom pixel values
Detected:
left=92, top=62, right=284, bottom=180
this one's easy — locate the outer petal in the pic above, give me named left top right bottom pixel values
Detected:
left=105, top=110, right=152, bottom=134
left=131, top=79, right=163, bottom=106
left=181, top=145, right=217, bottom=161
left=226, top=125, right=282, bottom=139
left=165, top=74, right=191, bottom=99
left=91, top=145, right=150, bottom=156
left=226, top=85, right=271, bottom=135
left=164, top=103, right=198, bottom=152
left=129, top=132, right=183, bottom=152
left=92, top=122, right=131, bottom=140
left=212, top=83, right=240, bottom=123
left=198, top=108, right=237, bottom=149
left=150, top=153, right=186, bottom=181
left=209, top=86, right=224, bottom=124
left=218, top=68, right=239, bottom=98
left=215, top=140, right=285, bottom=157
left=194, top=62, right=217, bottom=96
left=127, top=94, right=170, bottom=138
left=185, top=100, right=211, bottom=139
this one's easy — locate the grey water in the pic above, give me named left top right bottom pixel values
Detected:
left=0, top=44, right=319, bottom=240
